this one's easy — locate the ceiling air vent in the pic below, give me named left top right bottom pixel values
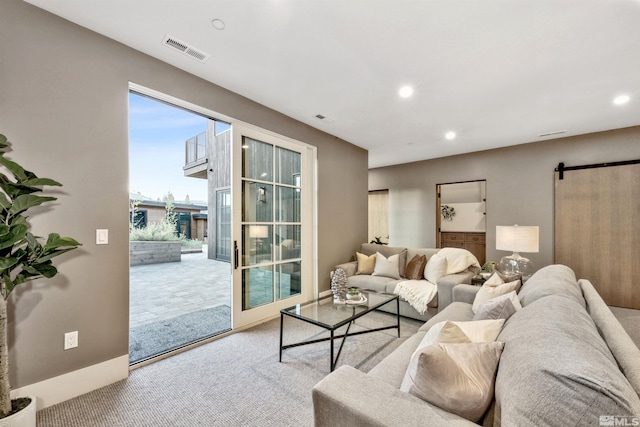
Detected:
left=162, top=35, right=210, bottom=63
left=538, top=130, right=567, bottom=137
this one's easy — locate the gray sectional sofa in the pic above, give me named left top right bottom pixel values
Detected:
left=313, top=265, right=640, bottom=426
left=335, top=243, right=479, bottom=321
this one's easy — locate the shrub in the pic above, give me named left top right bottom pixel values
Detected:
left=129, top=221, right=181, bottom=241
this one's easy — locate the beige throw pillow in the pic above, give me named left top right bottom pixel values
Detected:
left=372, top=252, right=401, bottom=279
left=420, top=319, right=505, bottom=349
left=400, top=342, right=505, bottom=422
left=472, top=279, right=521, bottom=314
left=424, top=253, right=447, bottom=283
left=355, top=252, right=376, bottom=275
left=438, top=247, right=481, bottom=275
left=405, top=254, right=427, bottom=280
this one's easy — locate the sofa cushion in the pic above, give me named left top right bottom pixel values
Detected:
left=368, top=331, right=427, bottom=388
left=401, top=342, right=504, bottom=423
left=438, top=247, right=481, bottom=275
left=517, top=264, right=585, bottom=308
left=347, top=275, right=395, bottom=293
left=355, top=252, right=376, bottom=275
left=494, top=295, right=640, bottom=425
left=405, top=255, right=427, bottom=280
left=372, top=252, right=401, bottom=279
left=419, top=302, right=475, bottom=332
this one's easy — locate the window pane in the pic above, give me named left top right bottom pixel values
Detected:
left=275, top=186, right=300, bottom=223
left=275, top=225, right=300, bottom=261
left=242, top=182, right=272, bottom=222
left=242, top=137, right=273, bottom=181
left=275, top=147, right=300, bottom=185
left=242, top=224, right=272, bottom=266
left=276, top=262, right=301, bottom=300
left=243, top=266, right=274, bottom=310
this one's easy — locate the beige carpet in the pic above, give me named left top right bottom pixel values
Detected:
left=37, top=311, right=422, bottom=426
left=35, top=307, right=640, bottom=426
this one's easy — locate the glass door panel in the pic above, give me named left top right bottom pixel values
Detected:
left=232, top=124, right=314, bottom=328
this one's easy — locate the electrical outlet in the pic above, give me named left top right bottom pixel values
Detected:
left=64, top=331, right=78, bottom=350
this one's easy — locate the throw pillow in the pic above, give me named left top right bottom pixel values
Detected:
left=484, top=272, right=504, bottom=286
left=438, top=247, right=481, bottom=275
left=421, top=319, right=505, bottom=349
left=424, top=253, right=447, bottom=283
left=400, top=342, right=505, bottom=422
left=473, top=291, right=519, bottom=321
left=372, top=252, right=401, bottom=279
left=472, top=280, right=521, bottom=314
left=355, top=252, right=376, bottom=275
left=404, top=254, right=427, bottom=280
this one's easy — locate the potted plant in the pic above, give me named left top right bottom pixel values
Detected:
left=0, top=133, right=81, bottom=424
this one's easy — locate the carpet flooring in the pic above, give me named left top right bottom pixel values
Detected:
left=38, top=310, right=422, bottom=426
left=129, top=305, right=232, bottom=364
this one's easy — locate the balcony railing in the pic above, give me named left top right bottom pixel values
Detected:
left=185, top=131, right=207, bottom=166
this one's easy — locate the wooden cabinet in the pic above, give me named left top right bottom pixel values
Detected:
left=441, top=232, right=486, bottom=265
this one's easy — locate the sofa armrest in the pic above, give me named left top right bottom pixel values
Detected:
left=453, top=284, right=481, bottom=304
left=436, top=270, right=474, bottom=310
left=335, top=261, right=357, bottom=277
left=312, top=366, right=476, bottom=427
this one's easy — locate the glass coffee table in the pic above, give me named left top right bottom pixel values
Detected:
left=279, top=290, right=400, bottom=371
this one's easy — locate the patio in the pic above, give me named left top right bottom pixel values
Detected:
left=129, top=247, right=231, bottom=363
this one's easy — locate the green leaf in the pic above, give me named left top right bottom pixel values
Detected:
left=0, top=192, right=10, bottom=210
left=0, top=257, right=18, bottom=271
left=28, top=262, right=57, bottom=278
left=21, top=178, right=62, bottom=187
left=8, top=194, right=56, bottom=216
left=0, top=156, right=28, bottom=181
left=45, top=233, right=82, bottom=250
left=0, top=223, right=28, bottom=250
left=0, top=134, right=7, bottom=151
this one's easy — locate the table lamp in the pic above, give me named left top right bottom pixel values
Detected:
left=496, top=225, right=539, bottom=281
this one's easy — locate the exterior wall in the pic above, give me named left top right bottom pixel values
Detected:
left=130, top=241, right=181, bottom=266
left=0, top=0, right=367, bottom=391
left=369, top=126, right=640, bottom=269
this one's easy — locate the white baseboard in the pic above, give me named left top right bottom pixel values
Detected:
left=319, top=290, right=332, bottom=298
left=11, top=355, right=129, bottom=410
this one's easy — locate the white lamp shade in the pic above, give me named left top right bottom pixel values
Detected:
left=496, top=225, right=539, bottom=253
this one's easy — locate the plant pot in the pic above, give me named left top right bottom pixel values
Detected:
left=1, top=396, right=36, bottom=427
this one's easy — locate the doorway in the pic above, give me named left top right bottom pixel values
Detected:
left=436, top=180, right=487, bottom=265
left=128, top=90, right=231, bottom=364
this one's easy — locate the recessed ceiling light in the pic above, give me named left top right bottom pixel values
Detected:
left=212, top=19, right=226, bottom=30
left=398, top=86, right=413, bottom=98
left=613, top=94, right=630, bottom=105
left=445, top=131, right=456, bottom=140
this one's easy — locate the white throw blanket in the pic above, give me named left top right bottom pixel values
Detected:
left=394, top=280, right=438, bottom=315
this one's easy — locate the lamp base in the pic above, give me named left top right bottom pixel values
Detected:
left=498, top=252, right=534, bottom=282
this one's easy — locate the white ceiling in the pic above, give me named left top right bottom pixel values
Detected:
left=25, top=0, right=640, bottom=168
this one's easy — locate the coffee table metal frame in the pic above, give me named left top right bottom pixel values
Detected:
left=279, top=291, right=400, bottom=371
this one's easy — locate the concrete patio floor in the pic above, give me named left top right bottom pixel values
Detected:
left=129, top=247, right=231, bottom=329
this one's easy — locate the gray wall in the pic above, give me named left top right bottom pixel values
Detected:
left=0, top=0, right=367, bottom=388
left=370, top=126, right=640, bottom=269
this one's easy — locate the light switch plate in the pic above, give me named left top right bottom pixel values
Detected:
left=96, top=229, right=108, bottom=245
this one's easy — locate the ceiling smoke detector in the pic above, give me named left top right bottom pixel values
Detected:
left=315, top=114, right=335, bottom=123
left=162, top=35, right=210, bottom=63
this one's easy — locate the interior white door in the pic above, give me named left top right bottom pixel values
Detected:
left=231, top=123, right=316, bottom=329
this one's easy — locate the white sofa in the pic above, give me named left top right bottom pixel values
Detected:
left=335, top=243, right=481, bottom=321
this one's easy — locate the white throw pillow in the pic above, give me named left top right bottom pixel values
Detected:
left=371, top=252, right=401, bottom=279
left=424, top=253, right=447, bottom=283
left=420, top=319, right=505, bottom=349
left=400, top=342, right=505, bottom=422
left=438, top=247, right=481, bottom=275
left=472, top=280, right=521, bottom=314
left=484, top=272, right=504, bottom=286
